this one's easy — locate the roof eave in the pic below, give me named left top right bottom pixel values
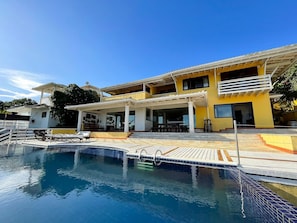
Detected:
left=65, top=98, right=134, bottom=111
left=101, top=44, right=297, bottom=92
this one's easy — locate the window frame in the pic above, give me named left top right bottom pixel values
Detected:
left=183, top=75, right=209, bottom=90
left=214, top=104, right=233, bottom=118
left=41, top=111, right=47, bottom=118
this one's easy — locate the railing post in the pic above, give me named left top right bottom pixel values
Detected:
left=268, top=74, right=273, bottom=89
left=217, top=82, right=221, bottom=95
left=234, top=120, right=241, bottom=166
left=8, top=129, right=13, bottom=144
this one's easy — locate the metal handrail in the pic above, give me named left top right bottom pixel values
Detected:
left=233, top=120, right=241, bottom=166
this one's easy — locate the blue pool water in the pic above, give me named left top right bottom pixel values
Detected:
left=0, top=145, right=295, bottom=223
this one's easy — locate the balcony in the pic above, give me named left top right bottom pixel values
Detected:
left=102, top=91, right=150, bottom=102
left=218, top=75, right=273, bottom=97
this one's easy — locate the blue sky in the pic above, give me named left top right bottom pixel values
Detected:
left=0, top=0, right=296, bottom=102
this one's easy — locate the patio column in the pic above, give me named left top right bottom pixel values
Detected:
left=39, top=90, right=45, bottom=104
left=124, top=104, right=130, bottom=132
left=77, top=110, right=83, bottom=132
left=188, top=100, right=195, bottom=133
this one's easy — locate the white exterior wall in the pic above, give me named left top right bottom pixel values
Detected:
left=29, top=108, right=59, bottom=128
left=135, top=108, right=146, bottom=131
left=29, top=109, right=47, bottom=128
left=40, top=97, right=52, bottom=106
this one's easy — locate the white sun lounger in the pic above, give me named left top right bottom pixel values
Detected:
left=47, top=131, right=91, bottom=142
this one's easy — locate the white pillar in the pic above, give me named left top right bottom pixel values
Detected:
left=40, top=90, right=44, bottom=104
left=124, top=104, right=130, bottom=132
left=77, top=110, right=83, bottom=132
left=188, top=100, right=195, bottom=133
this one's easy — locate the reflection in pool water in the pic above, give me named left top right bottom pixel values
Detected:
left=0, top=146, right=288, bottom=223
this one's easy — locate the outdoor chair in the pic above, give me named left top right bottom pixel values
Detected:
left=46, top=131, right=91, bottom=142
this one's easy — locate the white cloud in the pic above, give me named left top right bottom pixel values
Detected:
left=0, top=68, right=52, bottom=101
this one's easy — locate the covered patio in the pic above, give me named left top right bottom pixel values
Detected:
left=65, top=91, right=208, bottom=134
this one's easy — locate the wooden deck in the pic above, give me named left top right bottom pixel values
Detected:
left=126, top=145, right=236, bottom=166
left=16, top=139, right=237, bottom=167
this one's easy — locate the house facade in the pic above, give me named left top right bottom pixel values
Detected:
left=65, top=44, right=297, bottom=133
left=6, top=104, right=58, bottom=129
left=7, top=83, right=66, bottom=128
left=8, top=82, right=101, bottom=129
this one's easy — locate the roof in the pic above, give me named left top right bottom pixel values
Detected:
left=81, top=84, right=101, bottom=93
left=101, top=44, right=297, bottom=94
left=32, top=82, right=67, bottom=93
left=7, top=104, right=50, bottom=112
left=65, top=91, right=207, bottom=111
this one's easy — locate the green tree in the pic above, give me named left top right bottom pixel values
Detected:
left=0, top=98, right=37, bottom=112
left=51, top=84, right=100, bottom=127
left=0, top=101, right=4, bottom=113
left=272, top=63, right=297, bottom=110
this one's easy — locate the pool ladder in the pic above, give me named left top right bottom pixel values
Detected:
left=137, top=148, right=162, bottom=166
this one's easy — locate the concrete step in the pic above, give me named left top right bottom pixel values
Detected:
left=129, top=132, right=273, bottom=152
left=221, top=128, right=297, bottom=134
left=129, top=132, right=235, bottom=141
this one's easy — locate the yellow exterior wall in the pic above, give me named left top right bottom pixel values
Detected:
left=175, top=62, right=274, bottom=131
left=50, top=128, right=77, bottom=134
left=252, top=94, right=274, bottom=128
left=90, top=132, right=131, bottom=139
left=195, top=106, right=208, bottom=128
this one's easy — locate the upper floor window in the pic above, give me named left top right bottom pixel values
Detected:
left=220, top=67, right=258, bottom=81
left=154, top=84, right=176, bottom=94
left=183, top=76, right=209, bottom=90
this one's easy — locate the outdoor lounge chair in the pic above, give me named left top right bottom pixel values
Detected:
left=33, top=129, right=47, bottom=141
left=47, top=131, right=91, bottom=142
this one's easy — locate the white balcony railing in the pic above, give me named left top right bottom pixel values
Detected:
left=218, top=75, right=273, bottom=97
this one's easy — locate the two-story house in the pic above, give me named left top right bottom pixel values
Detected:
left=65, top=44, right=297, bottom=133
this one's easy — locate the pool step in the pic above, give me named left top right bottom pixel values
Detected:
left=137, top=161, right=154, bottom=171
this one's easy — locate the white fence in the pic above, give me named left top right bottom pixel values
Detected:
left=0, top=120, right=29, bottom=129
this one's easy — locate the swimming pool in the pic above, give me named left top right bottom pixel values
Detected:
left=0, top=145, right=296, bottom=223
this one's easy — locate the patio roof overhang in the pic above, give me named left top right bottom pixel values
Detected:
left=65, top=98, right=134, bottom=112
left=135, top=91, right=207, bottom=109
left=65, top=91, right=207, bottom=112
left=32, top=82, right=67, bottom=94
